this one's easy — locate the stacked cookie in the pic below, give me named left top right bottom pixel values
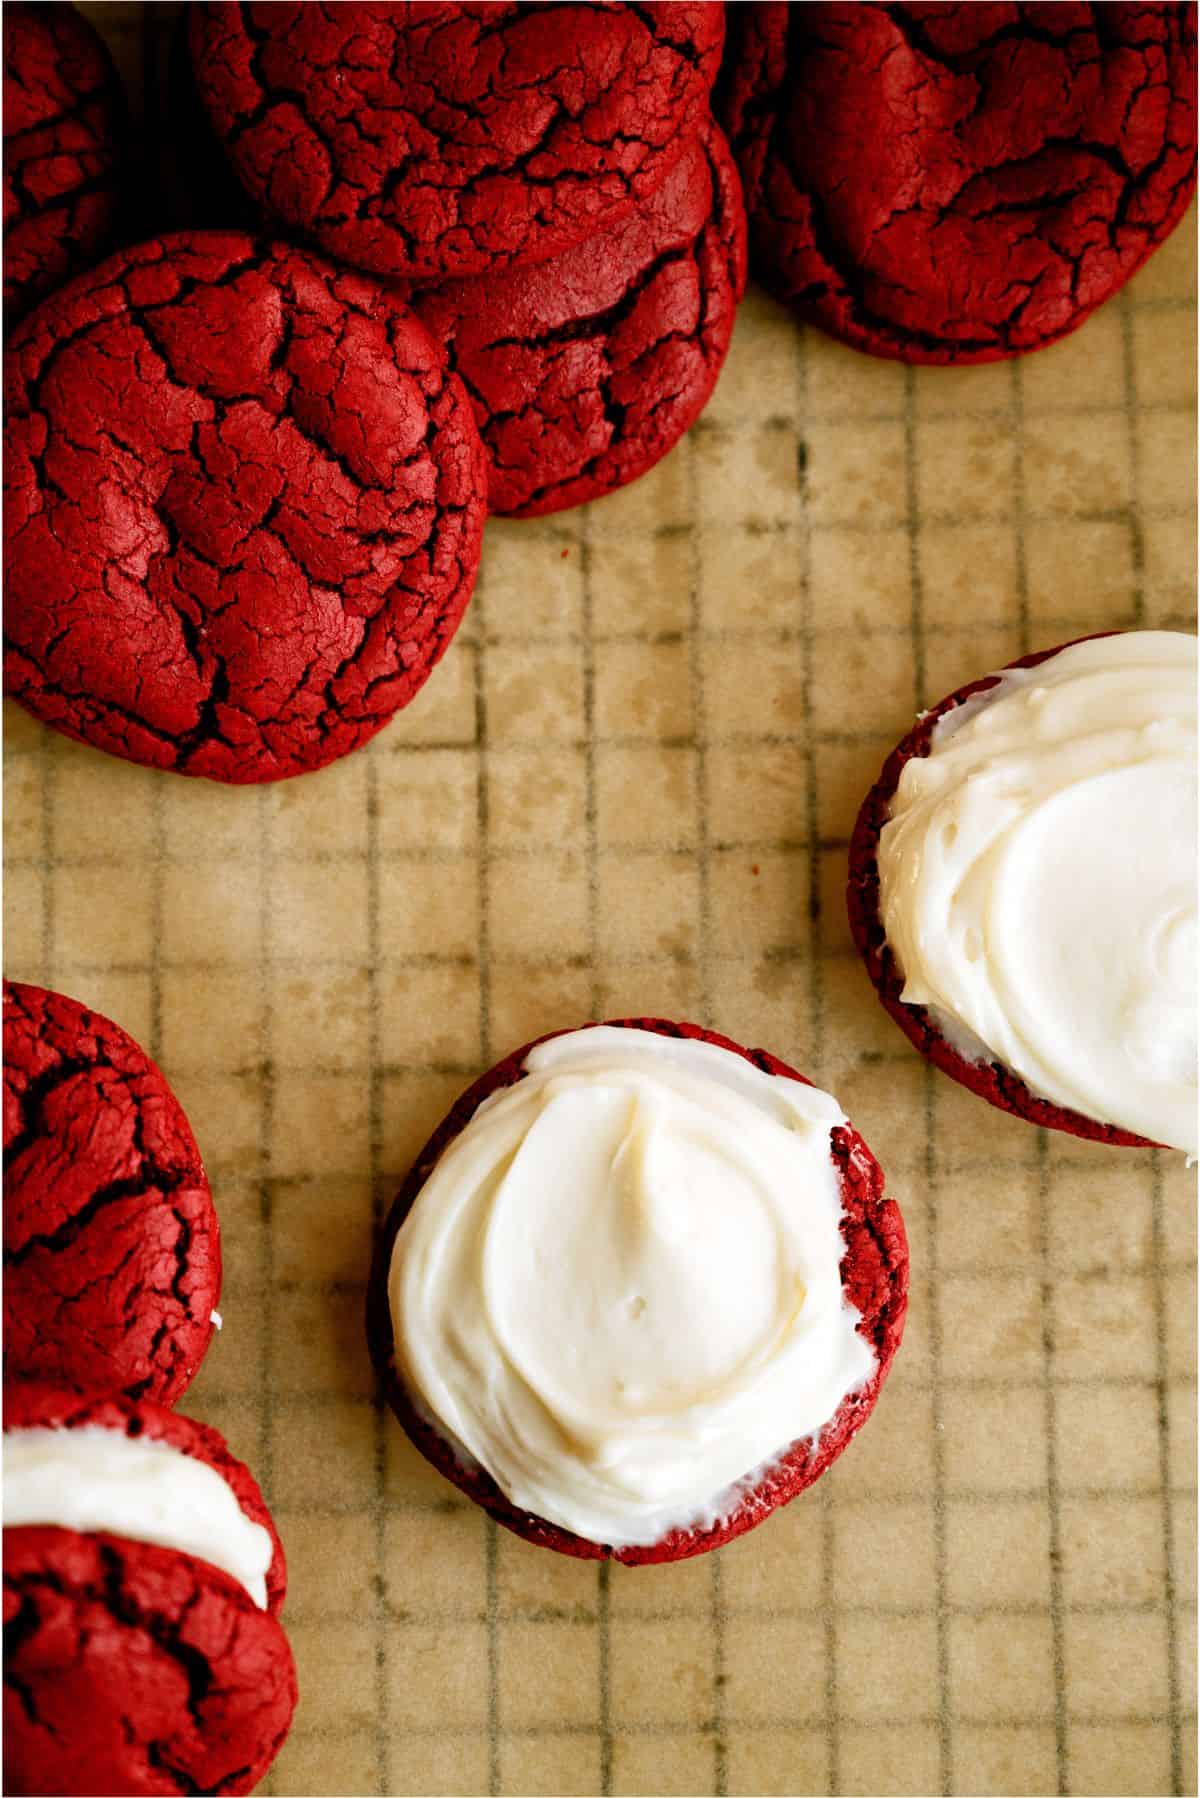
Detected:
left=187, top=2, right=744, bottom=518
left=3, top=981, right=298, bottom=1795
left=4, top=4, right=1196, bottom=781
left=3, top=2, right=744, bottom=785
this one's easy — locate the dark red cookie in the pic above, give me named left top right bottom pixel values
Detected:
left=846, top=635, right=1156, bottom=1146
left=4, top=1387, right=294, bottom=1797
left=412, top=119, right=747, bottom=518
left=4, top=232, right=487, bottom=783
left=188, top=2, right=725, bottom=282
left=3, top=3, right=126, bottom=326
left=719, top=2, right=1197, bottom=363
left=367, top=1017, right=908, bottom=1564
left=4, top=981, right=221, bottom=1403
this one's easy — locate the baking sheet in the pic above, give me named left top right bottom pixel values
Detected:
left=4, top=7, right=1198, bottom=1795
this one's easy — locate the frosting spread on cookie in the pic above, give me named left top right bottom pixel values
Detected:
left=878, top=631, right=1198, bottom=1154
left=4, top=1425, right=274, bottom=1607
left=389, top=1026, right=874, bottom=1547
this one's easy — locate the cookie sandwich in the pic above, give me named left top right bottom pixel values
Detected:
left=3, top=1384, right=295, bottom=1797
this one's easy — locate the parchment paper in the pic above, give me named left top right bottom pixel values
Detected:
left=4, top=8, right=1197, bottom=1795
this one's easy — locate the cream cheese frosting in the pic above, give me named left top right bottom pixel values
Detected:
left=389, top=1026, right=875, bottom=1547
left=878, top=630, right=1197, bottom=1154
left=3, top=1425, right=274, bottom=1607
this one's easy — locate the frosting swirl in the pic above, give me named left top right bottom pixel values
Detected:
left=878, top=631, right=1197, bottom=1154
left=389, top=1026, right=874, bottom=1547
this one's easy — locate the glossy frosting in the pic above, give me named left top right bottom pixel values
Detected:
left=879, top=632, right=1197, bottom=1154
left=389, top=1027, right=874, bottom=1546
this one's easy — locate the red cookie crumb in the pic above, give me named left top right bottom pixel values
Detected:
left=4, top=1384, right=287, bottom=1614
left=188, top=2, right=725, bottom=282
left=4, top=982, right=222, bottom=1404
left=4, top=232, right=487, bottom=783
left=412, top=119, right=748, bottom=518
left=3, top=3, right=126, bottom=325
left=846, top=635, right=1156, bottom=1146
left=719, top=2, right=1197, bottom=363
left=367, top=1017, right=908, bottom=1564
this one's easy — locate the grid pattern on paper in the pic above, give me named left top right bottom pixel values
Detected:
left=3, top=8, right=1197, bottom=1796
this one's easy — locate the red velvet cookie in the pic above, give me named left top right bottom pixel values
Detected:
left=719, top=2, right=1197, bottom=363
left=412, top=119, right=747, bottom=518
left=846, top=637, right=1154, bottom=1145
left=4, top=1386, right=294, bottom=1797
left=4, top=232, right=487, bottom=783
left=188, top=2, right=725, bottom=282
left=4, top=981, right=222, bottom=1402
left=3, top=3, right=126, bottom=325
left=367, top=1017, right=908, bottom=1564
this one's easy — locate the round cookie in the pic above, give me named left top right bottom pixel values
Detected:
left=368, top=1017, right=909, bottom=1564
left=719, top=2, right=1197, bottom=363
left=846, top=637, right=1158, bottom=1146
left=4, top=1386, right=294, bottom=1797
left=4, top=232, right=488, bottom=783
left=4, top=981, right=221, bottom=1403
left=3, top=3, right=126, bottom=325
left=188, top=2, right=726, bottom=282
left=412, top=119, right=747, bottom=517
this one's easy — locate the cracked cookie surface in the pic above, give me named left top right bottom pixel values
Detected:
left=4, top=232, right=488, bottom=782
left=189, top=2, right=725, bottom=281
left=5, top=1532, right=295, bottom=1797
left=367, top=1017, right=908, bottom=1564
left=720, top=1, right=1197, bottom=362
left=412, top=119, right=747, bottom=517
left=4, top=982, right=221, bottom=1403
left=3, top=2, right=126, bottom=325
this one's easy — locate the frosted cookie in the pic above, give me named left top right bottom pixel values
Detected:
left=848, top=632, right=1197, bottom=1152
left=368, top=1019, right=908, bottom=1562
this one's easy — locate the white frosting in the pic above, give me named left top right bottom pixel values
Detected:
left=3, top=1425, right=274, bottom=1608
left=389, top=1026, right=875, bottom=1547
left=878, top=631, right=1197, bottom=1155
